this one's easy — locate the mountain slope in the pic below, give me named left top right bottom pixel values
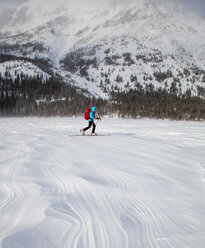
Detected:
left=1, top=0, right=205, bottom=99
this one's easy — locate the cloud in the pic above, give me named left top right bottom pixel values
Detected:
left=1, top=0, right=205, bottom=24
left=1, top=0, right=27, bottom=8
left=179, top=0, right=205, bottom=16
left=1, top=0, right=205, bottom=11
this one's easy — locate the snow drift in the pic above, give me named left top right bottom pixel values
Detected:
left=0, top=117, right=205, bottom=248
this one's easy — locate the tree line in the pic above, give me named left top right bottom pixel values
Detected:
left=110, top=88, right=205, bottom=120
left=0, top=72, right=205, bottom=120
left=0, top=72, right=107, bottom=117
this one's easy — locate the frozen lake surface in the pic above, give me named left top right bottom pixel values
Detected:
left=0, top=117, right=205, bottom=248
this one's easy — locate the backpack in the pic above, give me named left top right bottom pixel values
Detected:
left=84, top=108, right=90, bottom=120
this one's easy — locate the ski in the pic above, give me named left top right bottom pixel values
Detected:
left=69, top=134, right=111, bottom=136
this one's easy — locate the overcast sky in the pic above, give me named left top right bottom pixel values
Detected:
left=180, top=0, right=205, bottom=16
left=1, top=0, right=26, bottom=8
left=1, top=0, right=205, bottom=16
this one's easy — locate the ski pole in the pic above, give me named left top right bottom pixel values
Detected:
left=95, top=119, right=99, bottom=127
left=95, top=117, right=101, bottom=127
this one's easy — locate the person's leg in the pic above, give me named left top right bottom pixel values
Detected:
left=83, top=121, right=93, bottom=131
left=92, top=122, right=96, bottom=133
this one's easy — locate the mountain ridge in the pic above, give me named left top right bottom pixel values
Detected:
left=1, top=0, right=205, bottom=99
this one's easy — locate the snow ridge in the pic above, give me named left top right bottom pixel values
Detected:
left=0, top=61, right=49, bottom=80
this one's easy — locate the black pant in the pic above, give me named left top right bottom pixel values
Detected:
left=83, top=121, right=96, bottom=133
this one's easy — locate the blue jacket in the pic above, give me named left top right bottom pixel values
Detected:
left=89, top=107, right=96, bottom=121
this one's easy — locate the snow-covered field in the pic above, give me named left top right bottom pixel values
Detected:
left=0, top=117, right=205, bottom=248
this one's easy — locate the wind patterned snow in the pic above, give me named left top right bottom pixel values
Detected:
left=0, top=117, right=205, bottom=248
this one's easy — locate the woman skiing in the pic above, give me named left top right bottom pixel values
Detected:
left=81, top=106, right=100, bottom=136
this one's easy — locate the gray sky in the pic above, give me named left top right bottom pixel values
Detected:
left=180, top=0, right=205, bottom=16
left=1, top=0, right=27, bottom=8
left=1, top=0, right=205, bottom=16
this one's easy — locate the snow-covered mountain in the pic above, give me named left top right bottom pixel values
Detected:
left=1, top=0, right=205, bottom=99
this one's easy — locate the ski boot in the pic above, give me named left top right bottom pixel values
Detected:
left=80, top=129, right=85, bottom=135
